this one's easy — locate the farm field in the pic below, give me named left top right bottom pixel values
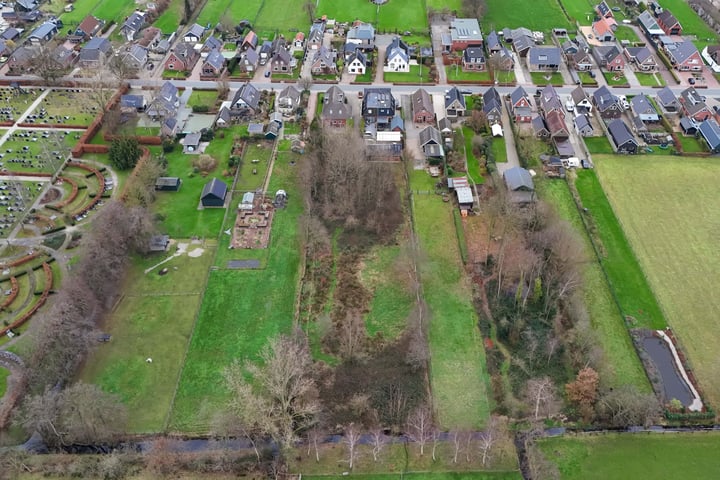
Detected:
left=0, top=366, right=8, bottom=397
left=657, top=0, right=718, bottom=46
left=81, top=246, right=216, bottom=433
left=593, top=155, right=720, bottom=407
left=317, top=0, right=376, bottom=24
left=255, top=0, right=307, bottom=32
left=483, top=0, right=570, bottom=31
left=539, top=432, right=720, bottom=479
left=410, top=170, right=491, bottom=429
left=574, top=168, right=667, bottom=330
left=60, top=0, right=134, bottom=25
left=153, top=0, right=184, bottom=34
left=559, top=0, right=596, bottom=23
left=377, top=0, right=428, bottom=32
left=168, top=158, right=302, bottom=433
left=536, top=179, right=650, bottom=390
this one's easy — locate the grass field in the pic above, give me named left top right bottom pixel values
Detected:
left=446, top=66, right=493, bottom=83
left=677, top=135, right=707, bottom=153
left=483, top=0, right=570, bottom=31
left=593, top=155, right=720, bottom=407
left=559, top=0, right=595, bottom=23
left=583, top=136, right=614, bottom=154
left=153, top=0, right=184, bottom=34
left=61, top=0, right=134, bottom=25
left=377, top=0, right=428, bottom=32
left=187, top=90, right=218, bottom=110
left=491, top=137, right=507, bottom=164
left=384, top=65, right=432, bottom=83
left=463, top=127, right=484, bottom=184
left=539, top=432, right=720, bottom=479
left=0, top=366, right=9, bottom=398
left=410, top=170, right=490, bottom=429
left=602, top=72, right=629, bottom=87
left=81, top=246, right=216, bottom=432
left=636, top=72, right=666, bottom=87
left=536, top=179, right=650, bottom=390
left=168, top=157, right=302, bottom=433
left=255, top=0, right=307, bottom=31
left=613, top=26, right=640, bottom=44
left=658, top=0, right=718, bottom=47
left=304, top=474, right=521, bottom=480
left=574, top=168, right=666, bottom=330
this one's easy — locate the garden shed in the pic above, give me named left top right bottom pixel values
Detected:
left=200, top=178, right=228, bottom=207
left=155, top=176, right=181, bottom=191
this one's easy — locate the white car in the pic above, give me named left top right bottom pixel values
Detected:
left=618, top=95, right=630, bottom=110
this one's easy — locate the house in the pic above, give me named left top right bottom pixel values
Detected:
left=271, top=48, right=293, bottom=73
left=321, top=86, right=352, bottom=128
left=7, top=46, right=38, bottom=74
left=419, top=126, right=443, bottom=159
left=258, top=41, right=272, bottom=65
left=631, top=94, right=659, bottom=122
left=201, top=49, right=225, bottom=77
left=570, top=86, right=593, bottom=113
left=607, top=119, right=638, bottom=153
left=237, top=48, right=259, bottom=73
left=184, top=23, right=205, bottom=43
left=384, top=37, right=410, bottom=72
left=680, top=87, right=712, bottom=122
left=592, top=17, right=617, bottom=42
left=490, top=47, right=515, bottom=71
left=161, top=117, right=178, bottom=137
left=593, top=45, right=625, bottom=71
left=574, top=114, right=594, bottom=136
left=276, top=86, right=301, bottom=115
left=624, top=46, right=658, bottom=72
left=362, top=88, right=395, bottom=128
left=215, top=107, right=231, bottom=128
left=527, top=47, right=561, bottom=71
left=51, top=45, right=77, bottom=69
left=346, top=22, right=375, bottom=50
left=665, top=41, right=702, bottom=71
left=657, top=10, right=682, bottom=36
left=701, top=45, right=720, bottom=73
left=503, top=166, right=535, bottom=203
left=148, top=235, right=171, bottom=252
left=698, top=118, right=720, bottom=153
left=147, top=81, right=179, bottom=119
left=638, top=10, right=664, bottom=38
left=532, top=116, right=550, bottom=137
left=411, top=88, right=435, bottom=124
left=165, top=43, right=199, bottom=71
left=462, top=46, right=485, bottom=71
left=200, top=178, right=227, bottom=207
left=123, top=44, right=148, bottom=70
left=203, top=36, right=223, bottom=53
left=483, top=87, right=503, bottom=124
left=450, top=18, right=483, bottom=51
left=311, top=46, right=337, bottom=75
left=445, top=87, right=466, bottom=118
left=265, top=122, right=280, bottom=139
left=28, top=21, right=57, bottom=45
left=656, top=86, right=681, bottom=113
left=345, top=49, right=367, bottom=75
left=120, top=94, right=146, bottom=114
left=512, top=34, right=534, bottom=58
left=155, top=177, right=181, bottom=191
left=562, top=40, right=579, bottom=56
left=592, top=85, right=622, bottom=118
left=241, top=30, right=258, bottom=51
left=390, top=115, right=405, bottom=132
left=138, top=26, right=162, bottom=50
left=14, top=0, right=38, bottom=12
left=231, top=82, right=261, bottom=116
left=74, top=15, right=102, bottom=41
left=182, top=132, right=202, bottom=154
left=595, top=1, right=613, bottom=18
left=308, top=21, right=325, bottom=50
left=78, top=37, right=112, bottom=68
left=438, top=117, right=453, bottom=135
left=121, top=11, right=146, bottom=41
left=247, top=122, right=264, bottom=136
left=509, top=86, right=532, bottom=123
left=570, top=51, right=593, bottom=71
left=293, top=31, right=305, bottom=49
left=545, top=110, right=569, bottom=140
left=486, top=30, right=501, bottom=53
left=538, top=85, right=564, bottom=117
left=1, top=28, right=20, bottom=42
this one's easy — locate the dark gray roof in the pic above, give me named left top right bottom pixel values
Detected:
left=513, top=35, right=534, bottom=53
left=680, top=86, right=708, bottom=116
left=574, top=114, right=592, bottom=131
left=528, top=46, right=560, bottom=66
left=438, top=117, right=452, bottom=132
left=156, top=177, right=180, bottom=187
left=203, top=49, right=225, bottom=70
left=390, top=115, right=404, bottom=131
left=463, top=46, right=484, bottom=62
left=626, top=46, right=653, bottom=64
left=120, top=94, right=145, bottom=108
left=347, top=48, right=367, bottom=66
left=666, top=41, right=698, bottom=64
left=204, top=36, right=222, bottom=51
left=532, top=115, right=548, bottom=134
left=444, top=87, right=466, bottom=110
left=657, top=10, right=680, bottom=28
left=562, top=40, right=578, bottom=54
left=364, top=87, right=395, bottom=110
left=278, top=85, right=301, bottom=103
left=504, top=166, right=534, bottom=191
left=347, top=23, right=374, bottom=40
left=607, top=119, right=636, bottom=147
left=510, top=86, right=528, bottom=105
left=1, top=27, right=19, bottom=41
left=483, top=87, right=502, bottom=115
left=322, top=86, right=352, bottom=120
left=29, top=21, right=56, bottom=41
left=487, top=30, right=500, bottom=51
left=698, top=118, right=720, bottom=150
left=411, top=88, right=434, bottom=116
left=386, top=37, right=409, bottom=63
left=594, top=45, right=621, bottom=64
left=84, top=36, right=111, bottom=53
left=638, top=10, right=663, bottom=34
left=592, top=85, right=620, bottom=112
left=630, top=94, right=657, bottom=116
left=419, top=126, right=441, bottom=146
left=183, top=132, right=201, bottom=146
left=240, top=47, right=258, bottom=64
left=539, top=85, right=563, bottom=113
left=201, top=178, right=227, bottom=201
left=185, top=23, right=205, bottom=40
left=247, top=123, right=264, bottom=134
left=217, top=106, right=231, bottom=123
left=570, top=86, right=588, bottom=105
left=122, top=11, right=145, bottom=33
left=232, top=82, right=260, bottom=110
left=657, top=86, right=679, bottom=107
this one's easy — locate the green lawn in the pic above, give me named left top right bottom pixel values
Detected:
left=463, top=126, right=484, bottom=184
left=318, top=0, right=376, bottom=24
left=384, top=65, right=432, bottom=83
left=80, top=247, right=216, bottom=433
left=58, top=0, right=96, bottom=25
left=426, top=0, right=462, bottom=11
left=559, top=0, right=595, bottom=23
left=236, top=141, right=272, bottom=191
left=677, top=135, right=707, bottom=153
left=410, top=170, right=491, bottom=429
left=602, top=71, right=629, bottom=86
left=658, top=0, right=719, bottom=46
left=491, top=137, right=507, bottom=164
left=636, top=72, right=666, bottom=87
left=539, top=432, right=720, bottom=479
left=0, top=366, right=9, bottom=398
left=255, top=0, right=307, bottom=31
left=377, top=0, right=428, bottom=32
left=583, top=136, right=614, bottom=154
left=484, top=0, right=570, bottom=31
left=187, top=89, right=218, bottom=109
left=613, top=26, right=640, bottom=44
left=446, top=66, right=492, bottom=83
left=536, top=179, right=650, bottom=390
left=196, top=0, right=263, bottom=27
left=153, top=0, right=184, bottom=34
left=530, top=72, right=564, bottom=85
left=304, top=474, right=521, bottom=480
left=593, top=155, right=720, bottom=407
left=578, top=71, right=598, bottom=86
left=574, top=168, right=667, bottom=330
left=168, top=157, right=302, bottom=433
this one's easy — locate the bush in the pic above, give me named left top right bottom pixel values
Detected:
left=162, top=138, right=175, bottom=153
left=192, top=105, right=209, bottom=113
left=109, top=137, right=141, bottom=170
left=192, top=154, right=218, bottom=173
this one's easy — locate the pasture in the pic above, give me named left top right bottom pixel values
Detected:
left=81, top=245, right=216, bottom=433
left=593, top=155, right=720, bottom=407
left=483, top=0, right=570, bottom=31
left=0, top=366, right=8, bottom=397
left=410, top=170, right=491, bottom=429
left=536, top=179, right=650, bottom=390
left=153, top=0, right=184, bottom=34
left=168, top=157, right=302, bottom=433
left=657, top=0, right=718, bottom=46
left=539, top=432, right=720, bottom=479
left=255, top=0, right=307, bottom=32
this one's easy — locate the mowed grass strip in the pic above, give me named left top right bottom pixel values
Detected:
left=410, top=171, right=490, bottom=429
left=169, top=158, right=302, bottom=433
left=536, top=179, right=650, bottom=391
left=539, top=432, right=720, bottom=479
left=483, top=0, right=570, bottom=31
left=593, top=155, right=720, bottom=407
left=81, top=248, right=216, bottom=433
left=574, top=168, right=666, bottom=330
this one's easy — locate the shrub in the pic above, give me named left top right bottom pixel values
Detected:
left=108, top=137, right=141, bottom=170
left=162, top=138, right=175, bottom=153
left=192, top=154, right=218, bottom=173
left=191, top=105, right=209, bottom=113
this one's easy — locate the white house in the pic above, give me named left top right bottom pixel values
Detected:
left=383, top=37, right=410, bottom=73
left=346, top=49, right=367, bottom=75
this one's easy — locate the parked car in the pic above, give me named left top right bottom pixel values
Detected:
left=264, top=70, right=271, bottom=78
left=688, top=77, right=696, bottom=85
left=618, top=94, right=630, bottom=110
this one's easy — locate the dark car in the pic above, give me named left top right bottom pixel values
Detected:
left=264, top=70, right=271, bottom=78
left=688, top=77, right=695, bottom=85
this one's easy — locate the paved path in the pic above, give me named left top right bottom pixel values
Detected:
left=305, top=91, right=317, bottom=124
left=496, top=105, right=521, bottom=176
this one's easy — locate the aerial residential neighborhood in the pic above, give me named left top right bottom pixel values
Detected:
left=0, top=0, right=719, bottom=478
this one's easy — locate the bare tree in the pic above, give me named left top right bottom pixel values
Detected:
left=597, top=385, right=661, bottom=427
left=477, top=416, right=503, bottom=467
left=406, top=404, right=433, bottom=456
left=337, top=309, right=366, bottom=360
left=524, top=377, right=558, bottom=420
left=431, top=427, right=440, bottom=462
left=306, top=427, right=323, bottom=462
left=343, top=423, right=362, bottom=470
left=107, top=52, right=139, bottom=82
left=370, top=427, right=387, bottom=462
left=29, top=43, right=70, bottom=85
left=212, top=411, right=263, bottom=462
left=450, top=430, right=462, bottom=464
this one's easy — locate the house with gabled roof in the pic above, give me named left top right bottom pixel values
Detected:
left=438, top=117, right=453, bottom=136
left=307, top=21, right=325, bottom=50
left=545, top=110, right=569, bottom=140
left=201, top=49, right=225, bottom=77
left=562, top=40, right=579, bottom=56
left=593, top=45, right=625, bottom=71
left=345, top=49, right=367, bottom=75
left=215, top=107, right=231, bottom=128
left=28, top=20, right=57, bottom=45
left=698, top=118, right=720, bottom=153
left=204, top=36, right=223, bottom=53
left=532, top=116, right=550, bottom=137
left=503, top=166, right=535, bottom=203
left=607, top=119, right=638, bottom=154
left=624, top=46, right=658, bottom=72
left=538, top=85, right=564, bottom=117
left=512, top=34, right=534, bottom=57
left=592, top=85, right=622, bottom=118
left=321, top=86, right=352, bottom=128
left=184, top=23, right=205, bottom=43
left=595, top=1, right=613, bottom=19
left=122, top=44, right=148, bottom=70
left=450, top=18, right=483, bottom=51
left=271, top=48, right=294, bottom=73
left=570, top=50, right=593, bottom=71
left=657, top=10, right=682, bottom=36
left=527, top=47, right=561, bottom=71
left=384, top=37, right=410, bottom=72
left=656, top=86, right=680, bottom=113
left=1, top=28, right=20, bottom=42
left=574, top=114, right=594, bottom=136
left=276, top=85, right=301, bottom=115
left=346, top=22, right=375, bottom=51
left=419, top=125, right=444, bottom=159
left=200, top=178, right=227, bottom=208
left=592, top=16, right=617, bottom=42
left=121, top=11, right=146, bottom=42
left=231, top=82, right=261, bottom=116
left=570, top=86, right=593, bottom=113
left=483, top=87, right=502, bottom=124
left=165, top=42, right=199, bottom=72
left=680, top=87, right=712, bottom=122
left=147, top=81, right=179, bottom=119
left=510, top=86, right=532, bottom=123
left=311, top=46, right=337, bottom=75
left=444, top=87, right=466, bottom=118
left=51, top=45, right=77, bottom=69
left=411, top=88, right=435, bottom=124
left=241, top=30, right=258, bottom=51
left=664, top=41, right=702, bottom=71
left=237, top=47, right=259, bottom=73
left=490, top=47, right=515, bottom=71
left=74, top=15, right=102, bottom=41
left=78, top=37, right=112, bottom=68
left=486, top=30, right=501, bottom=53
left=462, top=46, right=485, bottom=71
left=631, top=94, right=659, bottom=122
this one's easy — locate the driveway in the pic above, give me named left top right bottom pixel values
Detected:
left=496, top=104, right=521, bottom=176
left=430, top=23, right=448, bottom=85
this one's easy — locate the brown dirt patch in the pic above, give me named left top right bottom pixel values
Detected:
left=39, top=187, right=61, bottom=205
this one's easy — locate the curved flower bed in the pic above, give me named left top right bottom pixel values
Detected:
left=0, top=277, right=18, bottom=309
left=66, top=161, right=105, bottom=218
left=52, top=176, right=79, bottom=209
left=0, top=263, right=53, bottom=338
